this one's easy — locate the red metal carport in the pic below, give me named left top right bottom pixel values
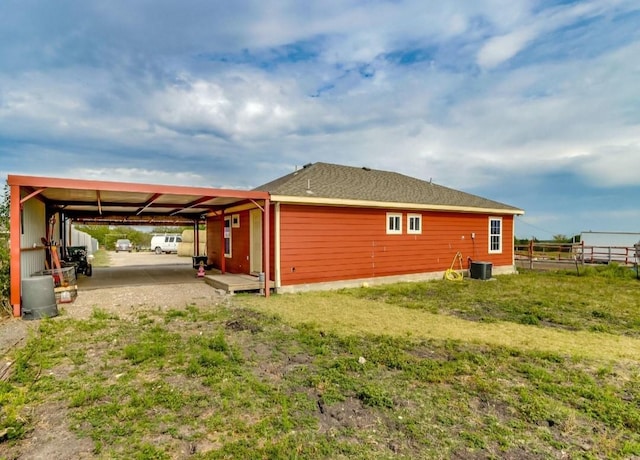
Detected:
left=7, top=174, right=271, bottom=317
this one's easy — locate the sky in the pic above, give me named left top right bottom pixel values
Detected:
left=1, top=0, right=639, bottom=240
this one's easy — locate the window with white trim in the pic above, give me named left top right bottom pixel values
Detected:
left=386, top=213, right=402, bottom=234
left=489, top=217, right=502, bottom=253
left=224, top=216, right=232, bottom=257
left=407, top=214, right=422, bottom=234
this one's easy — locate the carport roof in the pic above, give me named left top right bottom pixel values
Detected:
left=7, top=174, right=269, bottom=225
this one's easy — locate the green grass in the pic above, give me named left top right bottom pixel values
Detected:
left=1, top=269, right=640, bottom=458
left=90, top=249, right=110, bottom=267
left=347, top=265, right=640, bottom=336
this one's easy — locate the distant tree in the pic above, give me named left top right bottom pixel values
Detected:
left=0, top=183, right=10, bottom=314
left=151, top=226, right=191, bottom=234
left=0, top=186, right=7, bottom=226
left=552, top=234, right=571, bottom=243
left=75, top=225, right=152, bottom=250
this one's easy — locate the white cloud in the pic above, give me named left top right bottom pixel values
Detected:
left=68, top=167, right=212, bottom=187
left=477, top=28, right=536, bottom=69
left=576, top=144, right=640, bottom=187
left=1, top=0, right=640, bottom=236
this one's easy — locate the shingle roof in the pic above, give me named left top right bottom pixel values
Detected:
left=255, top=162, right=523, bottom=213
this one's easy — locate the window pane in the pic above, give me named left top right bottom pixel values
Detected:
left=489, top=218, right=501, bottom=251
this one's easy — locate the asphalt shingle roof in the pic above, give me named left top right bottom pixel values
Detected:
left=255, top=162, right=523, bottom=213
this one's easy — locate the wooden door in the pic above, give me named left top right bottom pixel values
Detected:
left=250, top=209, right=262, bottom=274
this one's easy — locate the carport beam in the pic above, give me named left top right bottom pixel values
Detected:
left=10, top=184, right=21, bottom=317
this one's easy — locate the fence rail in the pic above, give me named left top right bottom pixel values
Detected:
left=515, top=241, right=640, bottom=268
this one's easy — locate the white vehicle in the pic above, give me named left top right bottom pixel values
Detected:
left=150, top=234, right=182, bottom=254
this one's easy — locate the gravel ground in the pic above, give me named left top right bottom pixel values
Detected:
left=1, top=282, right=227, bottom=357
left=1, top=251, right=225, bottom=358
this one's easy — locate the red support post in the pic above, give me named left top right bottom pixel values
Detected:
left=9, top=185, right=21, bottom=317
left=220, top=213, right=226, bottom=274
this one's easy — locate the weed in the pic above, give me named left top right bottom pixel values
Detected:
left=3, top=272, right=640, bottom=459
left=356, top=384, right=394, bottom=408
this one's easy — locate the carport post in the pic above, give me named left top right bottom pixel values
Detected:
left=263, top=198, right=270, bottom=298
left=193, top=220, right=199, bottom=257
left=9, top=184, right=21, bottom=317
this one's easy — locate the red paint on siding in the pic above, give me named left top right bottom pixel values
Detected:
left=278, top=205, right=514, bottom=286
left=206, top=211, right=252, bottom=273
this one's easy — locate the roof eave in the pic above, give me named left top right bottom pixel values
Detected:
left=269, top=195, right=525, bottom=215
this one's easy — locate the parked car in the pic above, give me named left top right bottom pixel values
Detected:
left=115, top=239, right=133, bottom=252
left=150, top=234, right=182, bottom=254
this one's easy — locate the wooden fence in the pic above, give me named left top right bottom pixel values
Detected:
left=515, top=241, right=640, bottom=269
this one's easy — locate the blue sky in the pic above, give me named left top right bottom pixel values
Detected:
left=1, top=0, right=639, bottom=239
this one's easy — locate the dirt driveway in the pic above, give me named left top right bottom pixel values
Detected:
left=107, top=250, right=191, bottom=267
left=1, top=252, right=223, bottom=357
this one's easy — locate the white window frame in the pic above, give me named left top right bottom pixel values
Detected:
left=407, top=213, right=422, bottom=235
left=386, top=212, right=402, bottom=234
left=489, top=217, right=502, bottom=254
left=224, top=216, right=232, bottom=258
left=231, top=214, right=240, bottom=228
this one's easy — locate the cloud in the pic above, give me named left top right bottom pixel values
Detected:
left=1, top=0, right=640, bottom=237
left=477, top=28, right=536, bottom=69
left=67, top=167, right=212, bottom=187
left=475, top=0, right=640, bottom=69
left=577, top=144, right=640, bottom=187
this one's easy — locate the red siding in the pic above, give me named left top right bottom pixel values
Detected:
left=206, top=211, right=252, bottom=273
left=278, top=205, right=514, bottom=286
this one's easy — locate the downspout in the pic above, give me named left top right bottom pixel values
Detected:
left=263, top=198, right=270, bottom=298
left=274, top=202, right=281, bottom=290
left=9, top=184, right=21, bottom=317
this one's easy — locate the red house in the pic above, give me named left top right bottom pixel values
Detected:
left=207, top=162, right=524, bottom=292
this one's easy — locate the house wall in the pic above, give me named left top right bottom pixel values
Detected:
left=277, top=204, right=514, bottom=286
left=206, top=203, right=515, bottom=286
left=206, top=210, right=252, bottom=273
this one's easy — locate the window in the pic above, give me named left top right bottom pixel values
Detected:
left=489, top=217, right=502, bottom=253
left=386, top=213, right=402, bottom=234
left=231, top=214, right=240, bottom=228
left=407, top=214, right=422, bottom=234
left=224, top=216, right=232, bottom=257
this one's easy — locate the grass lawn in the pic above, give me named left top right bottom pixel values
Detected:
left=1, top=267, right=639, bottom=459
left=90, top=249, right=110, bottom=267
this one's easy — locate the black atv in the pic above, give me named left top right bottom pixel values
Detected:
left=64, top=246, right=93, bottom=277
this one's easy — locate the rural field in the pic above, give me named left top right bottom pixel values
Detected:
left=1, top=266, right=640, bottom=459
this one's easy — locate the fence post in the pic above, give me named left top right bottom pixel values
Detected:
left=529, top=240, right=533, bottom=269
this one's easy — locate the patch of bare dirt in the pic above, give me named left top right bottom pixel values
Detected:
left=1, top=402, right=95, bottom=460
left=63, top=281, right=227, bottom=321
left=0, top=282, right=228, bottom=460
